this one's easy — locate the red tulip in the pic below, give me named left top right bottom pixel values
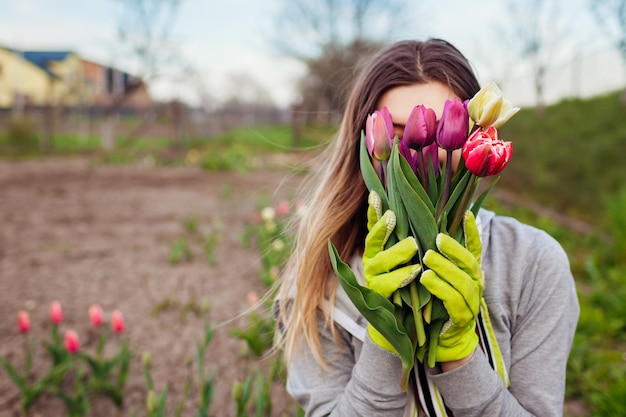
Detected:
left=365, top=107, right=394, bottom=161
left=18, top=310, right=30, bottom=333
left=436, top=98, right=470, bottom=150
left=111, top=310, right=125, bottom=333
left=462, top=126, right=513, bottom=177
left=89, top=304, right=103, bottom=327
left=64, top=329, right=80, bottom=353
left=50, top=301, right=63, bottom=325
left=403, top=105, right=436, bottom=150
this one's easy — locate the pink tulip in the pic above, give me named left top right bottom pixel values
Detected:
left=64, top=329, right=80, bottom=353
left=246, top=291, right=259, bottom=306
left=276, top=200, right=290, bottom=217
left=436, top=98, right=470, bottom=150
left=462, top=126, right=513, bottom=177
left=89, top=304, right=104, bottom=327
left=18, top=310, right=30, bottom=334
left=111, top=310, right=125, bottom=333
left=365, top=107, right=394, bottom=161
left=50, top=301, right=63, bottom=325
left=403, top=105, right=437, bottom=150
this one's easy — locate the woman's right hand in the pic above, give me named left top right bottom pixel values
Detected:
left=363, top=191, right=421, bottom=352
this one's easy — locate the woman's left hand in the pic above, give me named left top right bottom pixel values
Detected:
left=421, top=211, right=483, bottom=364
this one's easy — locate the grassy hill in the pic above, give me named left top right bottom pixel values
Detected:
left=497, top=91, right=626, bottom=228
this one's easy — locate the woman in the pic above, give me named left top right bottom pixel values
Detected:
left=275, top=39, right=579, bottom=416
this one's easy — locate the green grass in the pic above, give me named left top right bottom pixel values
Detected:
left=498, top=91, right=626, bottom=227
left=204, top=124, right=334, bottom=152
left=0, top=123, right=334, bottom=172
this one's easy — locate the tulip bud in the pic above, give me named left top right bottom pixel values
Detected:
left=111, top=310, right=125, bottom=333
left=89, top=304, right=103, bottom=327
left=468, top=81, right=520, bottom=128
left=246, top=291, right=259, bottom=306
left=272, top=239, right=285, bottom=252
left=436, top=98, right=470, bottom=150
left=232, top=381, right=244, bottom=402
left=50, top=301, right=63, bottom=325
left=201, top=299, right=211, bottom=314
left=422, top=142, right=440, bottom=176
left=146, top=390, right=158, bottom=413
left=142, top=351, right=152, bottom=370
left=365, top=107, right=394, bottom=161
left=403, top=105, right=436, bottom=150
left=64, top=329, right=80, bottom=353
left=18, top=310, right=30, bottom=334
left=462, top=126, right=513, bottom=177
left=276, top=200, right=290, bottom=217
left=260, top=207, right=275, bottom=222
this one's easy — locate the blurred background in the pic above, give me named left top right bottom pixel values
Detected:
left=0, top=0, right=624, bottom=141
left=1, top=1, right=625, bottom=416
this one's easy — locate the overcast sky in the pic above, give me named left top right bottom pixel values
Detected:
left=1, top=0, right=623, bottom=108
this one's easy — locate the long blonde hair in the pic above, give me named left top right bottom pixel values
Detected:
left=277, top=39, right=481, bottom=366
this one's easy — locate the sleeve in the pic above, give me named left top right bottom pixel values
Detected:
left=286, top=312, right=407, bottom=417
left=428, top=230, right=580, bottom=417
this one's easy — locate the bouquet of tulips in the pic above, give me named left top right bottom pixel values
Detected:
left=328, top=82, right=519, bottom=389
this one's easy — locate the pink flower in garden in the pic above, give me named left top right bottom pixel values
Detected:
left=276, top=200, right=290, bottom=217
left=18, top=310, right=30, bottom=334
left=366, top=107, right=394, bottom=161
left=436, top=98, right=470, bottom=150
left=50, top=301, right=63, bottom=325
left=246, top=291, right=259, bottom=306
left=111, top=310, right=125, bottom=333
left=64, top=329, right=80, bottom=353
left=89, top=304, right=104, bottom=327
left=462, top=126, right=513, bottom=177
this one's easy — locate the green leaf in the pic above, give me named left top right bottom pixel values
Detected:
left=359, top=133, right=388, bottom=210
left=390, top=149, right=438, bottom=252
left=426, top=158, right=439, bottom=208
left=328, top=241, right=414, bottom=389
left=0, top=359, right=28, bottom=392
left=471, top=177, right=499, bottom=217
left=397, top=148, right=436, bottom=215
left=441, top=169, right=471, bottom=224
left=387, top=143, right=410, bottom=240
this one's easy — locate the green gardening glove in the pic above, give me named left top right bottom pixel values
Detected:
left=363, top=191, right=421, bottom=353
left=420, top=211, right=483, bottom=363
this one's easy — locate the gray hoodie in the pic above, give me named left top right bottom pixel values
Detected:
left=283, top=209, right=580, bottom=416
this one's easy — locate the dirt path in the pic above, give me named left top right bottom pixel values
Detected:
left=0, top=157, right=304, bottom=416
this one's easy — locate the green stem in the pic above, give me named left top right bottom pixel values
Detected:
left=409, top=282, right=426, bottom=347
left=448, top=174, right=478, bottom=236
left=428, top=322, right=441, bottom=368
left=437, top=150, right=453, bottom=220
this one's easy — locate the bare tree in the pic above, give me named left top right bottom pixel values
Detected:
left=274, top=0, right=405, bottom=59
left=273, top=0, right=408, bottom=124
left=502, top=0, right=571, bottom=114
left=591, top=0, right=626, bottom=103
left=101, top=0, right=187, bottom=150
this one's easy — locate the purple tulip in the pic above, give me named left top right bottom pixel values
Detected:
left=403, top=105, right=436, bottom=150
left=398, top=140, right=418, bottom=172
left=435, top=98, right=470, bottom=150
left=366, top=107, right=394, bottom=161
left=422, top=142, right=440, bottom=176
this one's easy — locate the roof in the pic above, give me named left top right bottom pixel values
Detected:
left=21, top=51, right=74, bottom=79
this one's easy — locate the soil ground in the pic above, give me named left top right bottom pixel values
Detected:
left=0, top=156, right=304, bottom=416
left=0, top=155, right=589, bottom=417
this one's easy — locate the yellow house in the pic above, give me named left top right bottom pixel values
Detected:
left=0, top=46, right=86, bottom=108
